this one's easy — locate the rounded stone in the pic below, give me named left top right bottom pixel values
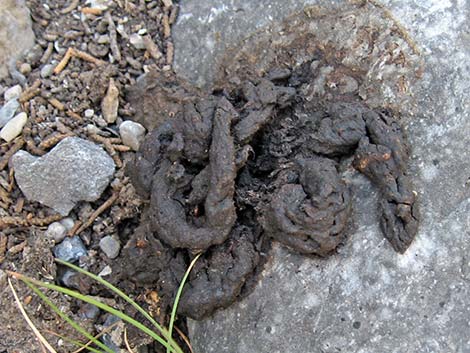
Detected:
left=53, top=236, right=87, bottom=263
left=45, top=222, right=67, bottom=243
left=119, top=120, right=146, bottom=151
left=99, top=236, right=120, bottom=259
left=0, top=111, right=27, bottom=142
left=4, top=85, right=22, bottom=101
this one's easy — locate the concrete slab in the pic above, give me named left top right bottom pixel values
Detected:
left=173, top=1, right=470, bottom=352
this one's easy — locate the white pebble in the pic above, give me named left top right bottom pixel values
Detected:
left=0, top=112, right=27, bottom=142
left=45, top=222, right=67, bottom=243
left=99, top=236, right=120, bottom=259
left=84, top=109, right=95, bottom=118
left=60, top=217, right=75, bottom=231
left=85, top=124, right=100, bottom=135
left=119, top=120, right=146, bottom=151
left=129, top=33, right=146, bottom=50
left=4, top=85, right=23, bottom=101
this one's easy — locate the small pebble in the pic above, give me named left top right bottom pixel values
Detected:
left=19, top=63, right=32, bottom=75
left=98, top=265, right=112, bottom=277
left=53, top=236, right=87, bottom=262
left=4, top=85, right=23, bottom=101
left=45, top=222, right=67, bottom=243
left=84, top=109, right=95, bottom=118
left=0, top=112, right=27, bottom=142
left=119, top=120, right=146, bottom=151
left=59, top=268, right=79, bottom=288
left=85, top=124, right=101, bottom=135
left=86, top=0, right=111, bottom=10
left=0, top=99, right=20, bottom=128
left=101, top=78, right=119, bottom=123
left=99, top=236, right=120, bottom=259
left=60, top=217, right=75, bottom=231
left=40, top=64, right=55, bottom=78
left=78, top=303, right=100, bottom=320
left=129, top=33, right=146, bottom=50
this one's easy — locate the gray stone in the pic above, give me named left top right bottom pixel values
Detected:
left=0, top=0, right=35, bottom=79
left=53, top=236, right=87, bottom=263
left=60, top=217, right=75, bottom=232
left=11, top=137, right=115, bottom=215
left=40, top=64, right=55, bottom=78
left=173, top=1, right=470, bottom=352
left=0, top=111, right=27, bottom=142
left=119, top=120, right=146, bottom=151
left=0, top=98, right=19, bottom=128
left=4, top=85, right=22, bottom=101
left=99, top=236, right=120, bottom=259
left=44, top=222, right=67, bottom=243
left=129, top=33, right=146, bottom=50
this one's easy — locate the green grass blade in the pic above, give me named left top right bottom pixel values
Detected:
left=167, top=253, right=202, bottom=353
left=22, top=279, right=114, bottom=353
left=17, top=275, right=181, bottom=353
left=45, top=331, right=105, bottom=353
left=54, top=259, right=179, bottom=349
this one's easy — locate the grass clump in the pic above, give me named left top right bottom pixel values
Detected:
left=8, top=254, right=202, bottom=353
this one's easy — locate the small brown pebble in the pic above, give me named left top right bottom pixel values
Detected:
left=101, top=78, right=120, bottom=123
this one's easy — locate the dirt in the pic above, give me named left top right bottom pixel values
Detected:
left=0, top=0, right=178, bottom=352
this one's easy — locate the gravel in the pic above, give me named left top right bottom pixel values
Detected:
left=53, top=236, right=87, bottom=263
left=3, top=85, right=22, bottom=101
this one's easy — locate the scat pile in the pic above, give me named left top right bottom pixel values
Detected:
left=118, top=65, right=419, bottom=320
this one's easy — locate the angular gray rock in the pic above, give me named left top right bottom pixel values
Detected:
left=172, top=1, right=470, bottom=352
left=0, top=0, right=35, bottom=79
left=53, top=236, right=87, bottom=263
left=119, top=120, right=146, bottom=151
left=11, top=137, right=115, bottom=215
left=0, top=98, right=19, bottom=128
left=99, top=236, right=120, bottom=259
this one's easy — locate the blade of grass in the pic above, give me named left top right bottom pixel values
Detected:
left=174, top=325, right=195, bottom=353
left=54, top=259, right=181, bottom=351
left=167, top=253, right=201, bottom=353
left=20, top=278, right=115, bottom=353
left=8, top=271, right=182, bottom=353
left=44, top=330, right=106, bottom=353
left=8, top=278, right=58, bottom=353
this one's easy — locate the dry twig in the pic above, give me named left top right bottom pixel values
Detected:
left=0, top=138, right=25, bottom=171
left=75, top=192, right=119, bottom=235
left=61, top=0, right=80, bottom=14
left=38, top=132, right=74, bottom=150
left=8, top=278, right=58, bottom=353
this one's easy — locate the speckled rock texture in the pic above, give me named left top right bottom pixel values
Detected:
left=11, top=137, right=115, bottom=215
left=172, top=0, right=470, bottom=352
left=0, top=0, right=35, bottom=78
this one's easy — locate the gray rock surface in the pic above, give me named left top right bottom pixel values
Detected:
left=53, top=236, right=87, bottom=263
left=99, top=236, right=120, bottom=259
left=0, top=0, right=35, bottom=79
left=11, top=137, right=115, bottom=215
left=173, top=1, right=470, bottom=352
